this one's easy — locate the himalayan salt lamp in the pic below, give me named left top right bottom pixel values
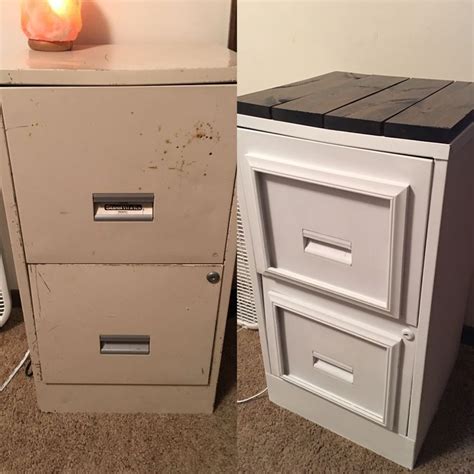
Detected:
left=21, top=0, right=82, bottom=52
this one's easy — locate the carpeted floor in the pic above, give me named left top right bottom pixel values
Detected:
left=237, top=328, right=474, bottom=473
left=0, top=309, right=237, bottom=473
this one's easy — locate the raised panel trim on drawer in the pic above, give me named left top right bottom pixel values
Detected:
left=244, top=152, right=408, bottom=318
left=265, top=290, right=402, bottom=429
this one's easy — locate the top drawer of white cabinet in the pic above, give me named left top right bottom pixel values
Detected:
left=2, top=85, right=235, bottom=264
left=238, top=128, right=433, bottom=325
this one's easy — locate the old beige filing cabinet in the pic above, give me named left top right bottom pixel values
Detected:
left=0, top=43, right=236, bottom=413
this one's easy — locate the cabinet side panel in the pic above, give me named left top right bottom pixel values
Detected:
left=237, top=134, right=272, bottom=372
left=414, top=127, right=474, bottom=451
left=0, top=108, right=41, bottom=380
left=208, top=182, right=237, bottom=408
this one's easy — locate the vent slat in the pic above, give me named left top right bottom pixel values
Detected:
left=237, top=201, right=258, bottom=328
left=0, top=255, right=11, bottom=325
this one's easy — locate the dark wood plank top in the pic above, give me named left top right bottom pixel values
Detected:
left=238, top=72, right=473, bottom=143
left=237, top=71, right=367, bottom=118
left=324, top=78, right=452, bottom=135
left=272, top=75, right=407, bottom=127
left=384, top=82, right=474, bottom=143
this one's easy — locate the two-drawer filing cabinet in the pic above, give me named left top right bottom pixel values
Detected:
left=0, top=43, right=236, bottom=413
left=237, top=72, right=473, bottom=468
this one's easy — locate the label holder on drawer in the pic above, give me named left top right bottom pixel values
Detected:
left=93, top=193, right=154, bottom=222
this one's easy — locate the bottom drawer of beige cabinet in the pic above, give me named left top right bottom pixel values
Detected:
left=262, top=278, right=415, bottom=431
left=30, top=264, right=223, bottom=385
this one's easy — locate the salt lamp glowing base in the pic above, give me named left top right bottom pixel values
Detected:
left=28, top=39, right=73, bottom=52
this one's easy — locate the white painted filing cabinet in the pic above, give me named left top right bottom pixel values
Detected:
left=0, top=43, right=236, bottom=413
left=238, top=73, right=473, bottom=468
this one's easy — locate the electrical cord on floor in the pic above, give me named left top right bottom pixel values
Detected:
left=237, top=387, right=268, bottom=404
left=0, top=350, right=30, bottom=392
left=236, top=326, right=268, bottom=403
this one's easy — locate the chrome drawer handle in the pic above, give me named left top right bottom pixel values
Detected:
left=100, top=335, right=150, bottom=355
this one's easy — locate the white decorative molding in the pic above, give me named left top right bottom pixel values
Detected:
left=265, top=290, right=401, bottom=429
left=243, top=151, right=408, bottom=318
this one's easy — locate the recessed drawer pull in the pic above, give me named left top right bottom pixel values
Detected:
left=312, top=351, right=354, bottom=383
left=302, top=230, right=352, bottom=266
left=93, top=193, right=154, bottom=222
left=100, top=335, right=150, bottom=355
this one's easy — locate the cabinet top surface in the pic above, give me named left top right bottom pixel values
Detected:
left=0, top=43, right=236, bottom=86
left=238, top=72, right=473, bottom=144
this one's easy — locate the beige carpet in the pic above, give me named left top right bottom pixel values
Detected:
left=0, top=309, right=236, bottom=473
left=237, top=329, right=474, bottom=473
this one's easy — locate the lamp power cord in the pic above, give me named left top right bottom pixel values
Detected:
left=237, top=326, right=268, bottom=404
left=0, top=350, right=30, bottom=392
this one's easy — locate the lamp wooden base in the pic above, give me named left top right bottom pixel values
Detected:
left=28, top=39, right=73, bottom=52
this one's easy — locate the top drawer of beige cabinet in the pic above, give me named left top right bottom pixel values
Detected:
left=2, top=85, right=235, bottom=264
left=238, top=128, right=433, bottom=326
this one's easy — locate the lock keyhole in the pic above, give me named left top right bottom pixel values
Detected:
left=207, top=272, right=221, bottom=284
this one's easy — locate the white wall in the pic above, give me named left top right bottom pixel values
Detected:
left=0, top=0, right=232, bottom=290
left=1, top=0, right=232, bottom=49
left=238, top=0, right=473, bottom=94
left=238, top=0, right=474, bottom=326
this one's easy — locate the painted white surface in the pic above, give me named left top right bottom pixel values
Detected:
left=238, top=0, right=474, bottom=95
left=237, top=116, right=474, bottom=468
left=238, top=115, right=452, bottom=161
left=267, top=373, right=416, bottom=468
left=263, top=285, right=402, bottom=429
left=0, top=0, right=233, bottom=289
left=259, top=274, right=417, bottom=436
left=239, top=126, right=434, bottom=326
left=409, top=128, right=474, bottom=448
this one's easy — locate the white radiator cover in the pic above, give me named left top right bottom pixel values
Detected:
left=237, top=201, right=258, bottom=329
left=0, top=253, right=12, bottom=327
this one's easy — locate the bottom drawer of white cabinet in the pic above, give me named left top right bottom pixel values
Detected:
left=262, top=277, right=415, bottom=432
left=29, top=264, right=223, bottom=386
